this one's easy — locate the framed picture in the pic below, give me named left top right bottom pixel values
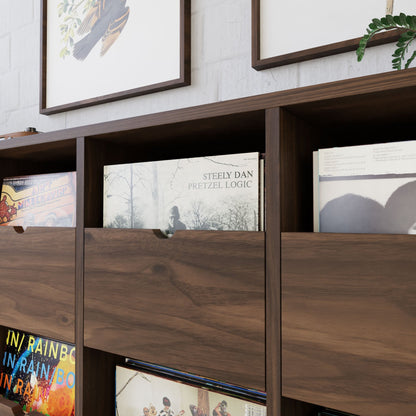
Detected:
left=252, top=0, right=416, bottom=70
left=40, top=0, right=190, bottom=114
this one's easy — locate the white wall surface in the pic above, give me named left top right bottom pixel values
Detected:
left=0, top=0, right=399, bottom=134
left=260, top=0, right=416, bottom=58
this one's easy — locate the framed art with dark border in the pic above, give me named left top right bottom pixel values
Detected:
left=252, top=0, right=415, bottom=70
left=40, top=0, right=190, bottom=114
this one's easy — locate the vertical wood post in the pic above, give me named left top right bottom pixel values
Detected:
left=265, top=108, right=282, bottom=415
left=75, top=137, right=85, bottom=416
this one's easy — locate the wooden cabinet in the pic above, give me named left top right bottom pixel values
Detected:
left=1, top=68, right=415, bottom=416
left=282, top=233, right=416, bottom=416
left=84, top=229, right=265, bottom=390
left=0, top=227, right=75, bottom=342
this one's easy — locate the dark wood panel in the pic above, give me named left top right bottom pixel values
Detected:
left=83, top=347, right=124, bottom=416
left=281, top=397, right=320, bottom=416
left=265, top=108, right=281, bottom=415
left=2, top=68, right=416, bottom=148
left=90, top=112, right=266, bottom=162
left=0, top=395, right=25, bottom=415
left=281, top=232, right=416, bottom=416
left=84, top=229, right=265, bottom=390
left=0, top=157, right=75, bottom=184
left=0, top=227, right=75, bottom=342
left=0, top=139, right=76, bottom=165
left=75, top=137, right=86, bottom=416
left=279, top=109, right=322, bottom=233
left=83, top=138, right=143, bottom=227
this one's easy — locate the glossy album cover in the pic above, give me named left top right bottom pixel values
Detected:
left=104, top=152, right=261, bottom=234
left=0, top=328, right=75, bottom=416
left=116, top=365, right=266, bottom=416
left=0, top=172, right=76, bottom=227
left=314, top=141, right=416, bottom=234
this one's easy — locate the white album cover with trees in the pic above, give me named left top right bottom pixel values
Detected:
left=104, top=152, right=261, bottom=234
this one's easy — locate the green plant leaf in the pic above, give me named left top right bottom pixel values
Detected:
left=398, top=13, right=408, bottom=26
left=401, top=31, right=415, bottom=40
left=357, top=13, right=416, bottom=70
left=381, top=17, right=389, bottom=26
left=405, top=50, right=416, bottom=68
left=393, top=48, right=403, bottom=57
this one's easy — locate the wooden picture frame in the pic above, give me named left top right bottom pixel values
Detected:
left=252, top=0, right=414, bottom=70
left=40, top=0, right=190, bottom=115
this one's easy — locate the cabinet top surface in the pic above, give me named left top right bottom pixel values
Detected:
left=1, top=67, right=416, bottom=152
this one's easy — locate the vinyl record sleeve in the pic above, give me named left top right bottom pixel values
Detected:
left=0, top=172, right=76, bottom=227
left=314, top=141, right=416, bottom=234
left=104, top=152, right=262, bottom=234
left=0, top=328, right=75, bottom=416
left=115, top=364, right=266, bottom=416
left=124, top=359, right=266, bottom=404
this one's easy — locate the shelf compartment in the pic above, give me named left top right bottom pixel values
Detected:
left=0, top=227, right=75, bottom=342
left=281, top=232, right=416, bottom=416
left=84, top=228, right=265, bottom=391
left=0, top=138, right=76, bottom=179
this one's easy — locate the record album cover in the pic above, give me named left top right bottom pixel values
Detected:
left=0, top=172, right=76, bottom=227
left=116, top=365, right=266, bottom=416
left=314, top=141, right=416, bottom=234
left=0, top=328, right=75, bottom=416
left=104, top=153, right=262, bottom=234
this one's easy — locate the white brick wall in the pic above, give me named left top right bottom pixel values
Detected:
left=0, top=35, right=10, bottom=74
left=0, top=0, right=396, bottom=134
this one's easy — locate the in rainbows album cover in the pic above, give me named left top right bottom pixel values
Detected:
left=0, top=328, right=75, bottom=416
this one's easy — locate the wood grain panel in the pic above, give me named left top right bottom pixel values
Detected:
left=279, top=108, right=323, bottom=233
left=2, top=67, right=415, bottom=148
left=0, top=227, right=75, bottom=342
left=75, top=137, right=86, bottom=416
left=265, top=108, right=282, bottom=414
left=281, top=397, right=320, bottom=416
left=82, top=347, right=124, bottom=416
left=0, top=395, right=24, bottom=415
left=0, top=139, right=76, bottom=165
left=84, top=229, right=265, bottom=390
left=281, top=232, right=416, bottom=416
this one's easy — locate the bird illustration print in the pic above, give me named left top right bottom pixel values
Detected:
left=73, top=0, right=130, bottom=60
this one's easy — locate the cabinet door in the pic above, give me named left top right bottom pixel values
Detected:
left=282, top=232, right=416, bottom=416
left=0, top=227, right=75, bottom=342
left=84, top=228, right=265, bottom=390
